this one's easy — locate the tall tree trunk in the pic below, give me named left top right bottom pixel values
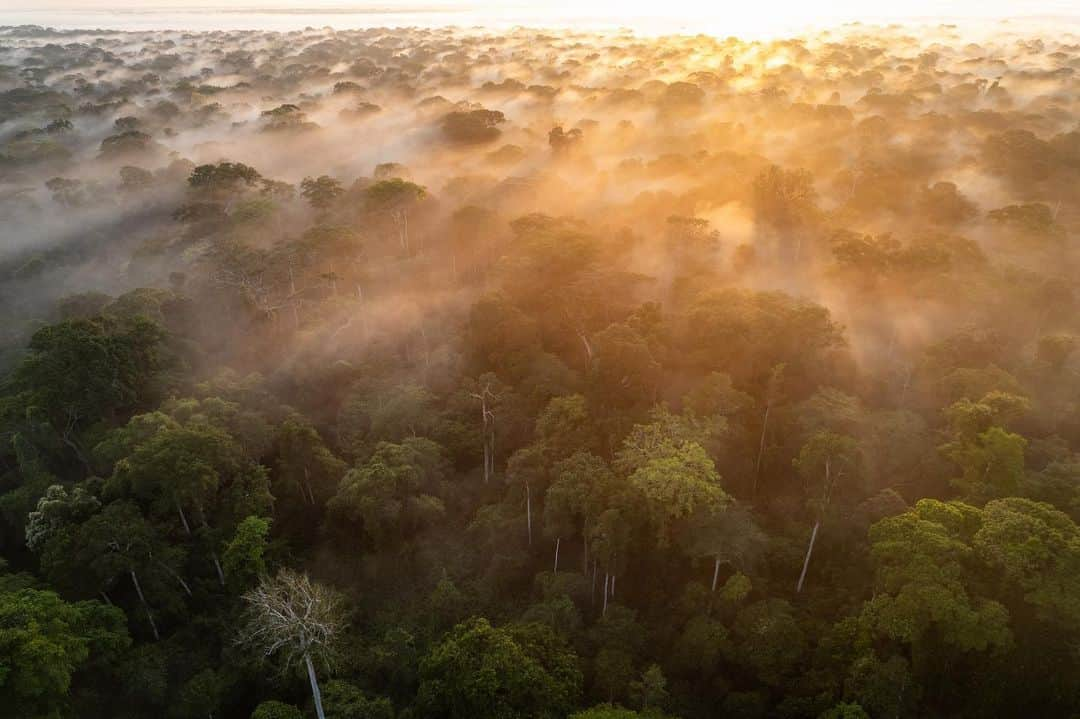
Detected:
left=303, top=467, right=315, bottom=505
left=553, top=537, right=560, bottom=573
left=796, top=520, right=820, bottom=594
left=525, top=481, right=532, bottom=546
left=602, top=573, right=610, bottom=616
left=753, top=403, right=770, bottom=496
left=130, top=570, right=160, bottom=640
left=60, top=428, right=92, bottom=472
left=304, top=652, right=326, bottom=719
left=712, top=557, right=721, bottom=592
left=582, top=525, right=589, bottom=574
left=211, top=551, right=226, bottom=587
left=156, top=559, right=193, bottom=597
left=176, top=500, right=192, bottom=535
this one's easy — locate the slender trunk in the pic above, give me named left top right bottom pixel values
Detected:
left=156, top=559, right=193, bottom=596
left=60, top=430, right=92, bottom=471
left=796, top=520, right=820, bottom=594
left=711, top=557, right=721, bottom=592
left=176, top=500, right=192, bottom=535
left=582, top=522, right=589, bottom=573
left=578, top=331, right=593, bottom=365
left=100, top=590, right=113, bottom=605
left=525, top=481, right=532, bottom=546
left=602, top=573, right=610, bottom=616
left=611, top=574, right=615, bottom=598
left=211, top=551, right=226, bottom=587
left=289, top=265, right=300, bottom=329
left=591, top=559, right=597, bottom=604
left=303, top=467, right=315, bottom=505
left=753, top=403, right=771, bottom=496
left=304, top=652, right=326, bottom=719
left=130, top=570, right=160, bottom=640
left=553, top=537, right=560, bottom=574
left=482, top=441, right=490, bottom=483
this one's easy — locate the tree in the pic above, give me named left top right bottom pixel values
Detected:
left=680, top=503, right=766, bottom=591
left=237, top=570, right=345, bottom=719
left=569, top=706, right=646, bottom=719
left=300, top=176, right=344, bottom=211
left=0, top=588, right=129, bottom=718
left=626, top=439, right=728, bottom=548
left=73, top=501, right=180, bottom=640
left=752, top=164, right=817, bottom=229
left=441, top=109, right=506, bottom=144
left=175, top=668, right=225, bottom=719
left=274, top=415, right=346, bottom=506
left=416, top=617, right=582, bottom=719
left=325, top=438, right=447, bottom=550
left=818, top=703, right=870, bottom=719
left=793, top=431, right=860, bottom=593
left=251, top=701, right=302, bottom=719
left=320, top=680, right=394, bottom=719
left=972, top=497, right=1080, bottom=631
left=222, top=515, right=271, bottom=590
left=864, top=500, right=1012, bottom=656
left=188, top=162, right=261, bottom=198
left=733, top=599, right=807, bottom=686
left=629, top=664, right=669, bottom=712
left=9, top=317, right=168, bottom=466
left=106, top=417, right=270, bottom=586
left=545, top=451, right=615, bottom=572
left=939, top=393, right=1029, bottom=502
left=363, top=179, right=427, bottom=252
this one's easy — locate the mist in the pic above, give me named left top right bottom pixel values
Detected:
left=1, top=11, right=1079, bottom=719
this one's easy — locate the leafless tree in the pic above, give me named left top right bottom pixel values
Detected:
left=236, top=569, right=345, bottom=719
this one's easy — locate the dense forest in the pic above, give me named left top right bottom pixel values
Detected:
left=1, top=19, right=1080, bottom=719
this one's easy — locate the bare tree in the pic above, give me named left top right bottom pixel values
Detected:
left=471, top=383, right=497, bottom=483
left=236, top=570, right=345, bottom=719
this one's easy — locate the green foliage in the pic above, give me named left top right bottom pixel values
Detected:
left=0, top=589, right=129, bottom=718
left=327, top=438, right=447, bottom=548
left=223, top=515, right=271, bottom=588
left=300, top=175, right=344, bottom=210
left=416, top=617, right=582, bottom=719
left=321, top=680, right=394, bottom=719
left=251, top=700, right=303, bottom=719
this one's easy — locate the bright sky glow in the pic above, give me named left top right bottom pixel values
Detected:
left=4, top=0, right=1079, bottom=36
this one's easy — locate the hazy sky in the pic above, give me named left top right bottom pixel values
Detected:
left=5, top=0, right=1078, bottom=35
left=12, top=0, right=1080, bottom=15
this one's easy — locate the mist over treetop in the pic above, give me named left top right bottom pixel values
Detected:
left=0, top=16, right=1079, bottom=719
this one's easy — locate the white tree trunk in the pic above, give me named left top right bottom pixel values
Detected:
left=156, top=559, right=193, bottom=596
left=211, top=551, right=226, bottom=587
left=303, top=467, right=315, bottom=505
left=753, top=404, right=770, bottom=496
left=553, top=537, right=560, bottom=573
left=177, top=500, right=192, bottom=535
left=130, top=570, right=160, bottom=640
left=796, top=520, right=820, bottom=594
left=305, top=652, right=326, bottom=719
left=526, top=482, right=532, bottom=546
left=712, top=557, right=721, bottom=592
